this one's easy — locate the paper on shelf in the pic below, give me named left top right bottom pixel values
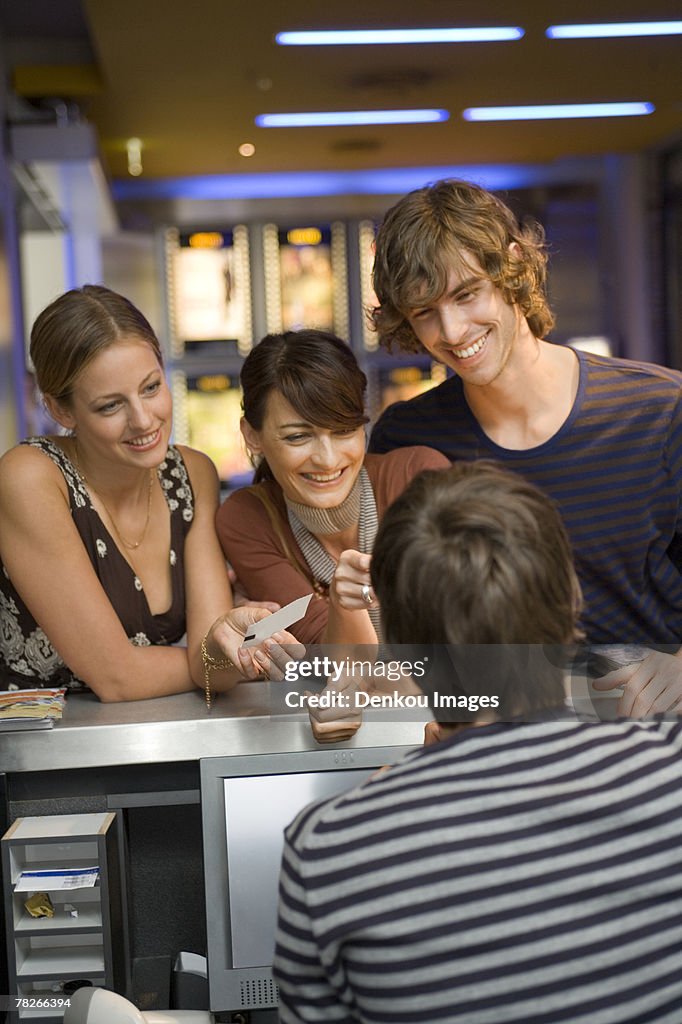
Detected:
left=15, top=867, right=99, bottom=891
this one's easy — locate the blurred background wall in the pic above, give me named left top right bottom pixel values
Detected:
left=0, top=1, right=680, bottom=471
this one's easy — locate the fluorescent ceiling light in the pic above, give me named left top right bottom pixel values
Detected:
left=547, top=21, right=682, bottom=38
left=256, top=109, right=449, bottom=127
left=276, top=27, right=523, bottom=45
left=463, top=102, right=655, bottom=121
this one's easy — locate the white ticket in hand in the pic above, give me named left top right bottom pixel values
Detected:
left=242, top=594, right=312, bottom=648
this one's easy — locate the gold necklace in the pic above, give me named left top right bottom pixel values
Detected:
left=74, top=444, right=154, bottom=551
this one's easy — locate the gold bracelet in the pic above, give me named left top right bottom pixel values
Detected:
left=201, top=634, right=235, bottom=711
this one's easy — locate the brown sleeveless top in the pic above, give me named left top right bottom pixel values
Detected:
left=0, top=438, right=194, bottom=690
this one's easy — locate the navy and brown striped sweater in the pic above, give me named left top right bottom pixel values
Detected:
left=369, top=350, right=682, bottom=645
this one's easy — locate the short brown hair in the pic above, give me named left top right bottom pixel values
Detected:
left=372, top=462, right=581, bottom=646
left=241, top=330, right=368, bottom=483
left=371, top=463, right=581, bottom=718
left=371, top=179, right=554, bottom=353
left=30, top=284, right=162, bottom=402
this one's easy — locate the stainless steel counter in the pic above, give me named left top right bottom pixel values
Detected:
left=0, top=668, right=615, bottom=1013
left=0, top=682, right=430, bottom=773
left=0, top=682, right=428, bottom=1010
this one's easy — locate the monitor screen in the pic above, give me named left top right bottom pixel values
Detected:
left=200, top=745, right=414, bottom=1014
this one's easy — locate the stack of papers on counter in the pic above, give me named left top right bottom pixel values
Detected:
left=0, top=688, right=66, bottom=731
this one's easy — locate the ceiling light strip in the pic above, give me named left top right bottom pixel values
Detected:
left=256, top=109, right=449, bottom=127
left=547, top=21, right=682, bottom=39
left=275, top=28, right=524, bottom=45
left=112, top=161, right=604, bottom=202
left=463, top=102, right=655, bottom=121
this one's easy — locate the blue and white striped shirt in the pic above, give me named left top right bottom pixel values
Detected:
left=274, top=718, right=682, bottom=1023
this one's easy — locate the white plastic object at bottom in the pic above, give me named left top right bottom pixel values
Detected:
left=63, top=987, right=215, bottom=1024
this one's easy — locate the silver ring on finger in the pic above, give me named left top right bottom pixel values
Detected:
left=361, top=583, right=374, bottom=605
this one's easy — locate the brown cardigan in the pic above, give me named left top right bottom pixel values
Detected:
left=216, top=447, right=450, bottom=644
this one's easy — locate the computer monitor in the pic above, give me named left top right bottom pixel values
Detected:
left=200, top=745, right=414, bottom=1015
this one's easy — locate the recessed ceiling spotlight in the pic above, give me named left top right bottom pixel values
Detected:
left=276, top=27, right=524, bottom=45
left=238, top=142, right=256, bottom=157
left=256, top=109, right=449, bottom=127
left=462, top=102, right=655, bottom=121
left=126, top=137, right=143, bottom=176
left=547, top=21, right=682, bottom=38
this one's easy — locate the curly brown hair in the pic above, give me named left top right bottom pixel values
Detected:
left=370, top=179, right=554, bottom=354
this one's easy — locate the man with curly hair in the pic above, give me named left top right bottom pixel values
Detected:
left=369, top=179, right=682, bottom=717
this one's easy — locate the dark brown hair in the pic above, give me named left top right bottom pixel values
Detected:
left=371, top=463, right=582, bottom=717
left=371, top=179, right=554, bottom=353
left=30, top=284, right=162, bottom=403
left=241, top=330, right=368, bottom=483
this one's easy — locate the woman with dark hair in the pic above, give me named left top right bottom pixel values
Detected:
left=216, top=330, right=449, bottom=644
left=0, top=285, right=295, bottom=701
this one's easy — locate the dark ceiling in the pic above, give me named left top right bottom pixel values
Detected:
left=2, top=0, right=681, bottom=186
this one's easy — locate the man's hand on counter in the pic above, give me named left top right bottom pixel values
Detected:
left=592, top=649, right=682, bottom=717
